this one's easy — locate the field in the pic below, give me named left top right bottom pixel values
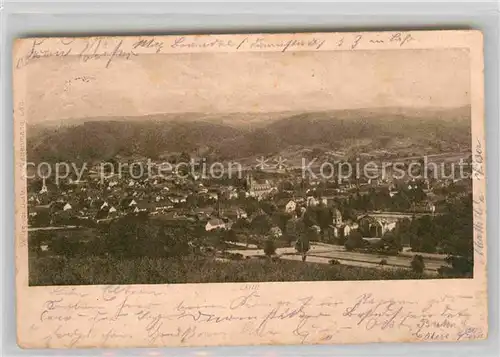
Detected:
left=29, top=255, right=435, bottom=286
left=227, top=243, right=448, bottom=274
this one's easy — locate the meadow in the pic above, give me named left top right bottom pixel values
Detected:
left=29, top=255, right=433, bottom=286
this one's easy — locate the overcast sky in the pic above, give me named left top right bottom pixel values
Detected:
left=26, top=48, right=470, bottom=124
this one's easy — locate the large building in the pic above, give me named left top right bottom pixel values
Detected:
left=245, top=173, right=274, bottom=200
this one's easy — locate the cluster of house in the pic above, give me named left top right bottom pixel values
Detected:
left=27, top=160, right=470, bottom=243
left=27, top=169, right=276, bottom=222
left=28, top=174, right=231, bottom=225
left=27, top=173, right=349, bottom=243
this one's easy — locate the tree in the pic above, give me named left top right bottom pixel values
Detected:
left=232, top=218, right=252, bottom=247
left=233, top=218, right=250, bottom=231
left=339, top=205, right=356, bottom=222
left=315, top=206, right=333, bottom=240
left=250, top=214, right=273, bottom=236
left=225, top=229, right=238, bottom=242
left=437, top=194, right=474, bottom=276
left=381, top=230, right=402, bottom=253
left=409, top=215, right=438, bottom=253
left=295, top=235, right=310, bottom=262
left=345, top=230, right=364, bottom=251
left=260, top=201, right=277, bottom=216
left=179, top=151, right=191, bottom=163
left=444, top=255, right=473, bottom=276
left=243, top=199, right=260, bottom=217
left=158, top=225, right=191, bottom=258
left=264, top=239, right=276, bottom=257
left=394, top=218, right=414, bottom=247
left=30, top=209, right=51, bottom=227
left=411, top=254, right=425, bottom=274
left=307, top=226, right=320, bottom=242
left=273, top=212, right=292, bottom=233
left=302, top=208, right=318, bottom=228
left=208, top=230, right=227, bottom=253
left=285, top=217, right=305, bottom=247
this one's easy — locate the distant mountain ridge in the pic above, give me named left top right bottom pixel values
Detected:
left=27, top=106, right=471, bottom=163
left=31, top=106, right=470, bottom=128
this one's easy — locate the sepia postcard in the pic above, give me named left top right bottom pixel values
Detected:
left=13, top=30, right=487, bottom=348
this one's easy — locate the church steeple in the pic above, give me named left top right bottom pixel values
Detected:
left=39, top=177, right=48, bottom=194
left=246, top=172, right=253, bottom=190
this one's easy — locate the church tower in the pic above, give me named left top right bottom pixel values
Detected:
left=39, top=177, right=48, bottom=194
left=245, top=173, right=254, bottom=190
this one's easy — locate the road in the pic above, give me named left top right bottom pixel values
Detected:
left=226, top=242, right=447, bottom=274
left=28, top=226, right=79, bottom=232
